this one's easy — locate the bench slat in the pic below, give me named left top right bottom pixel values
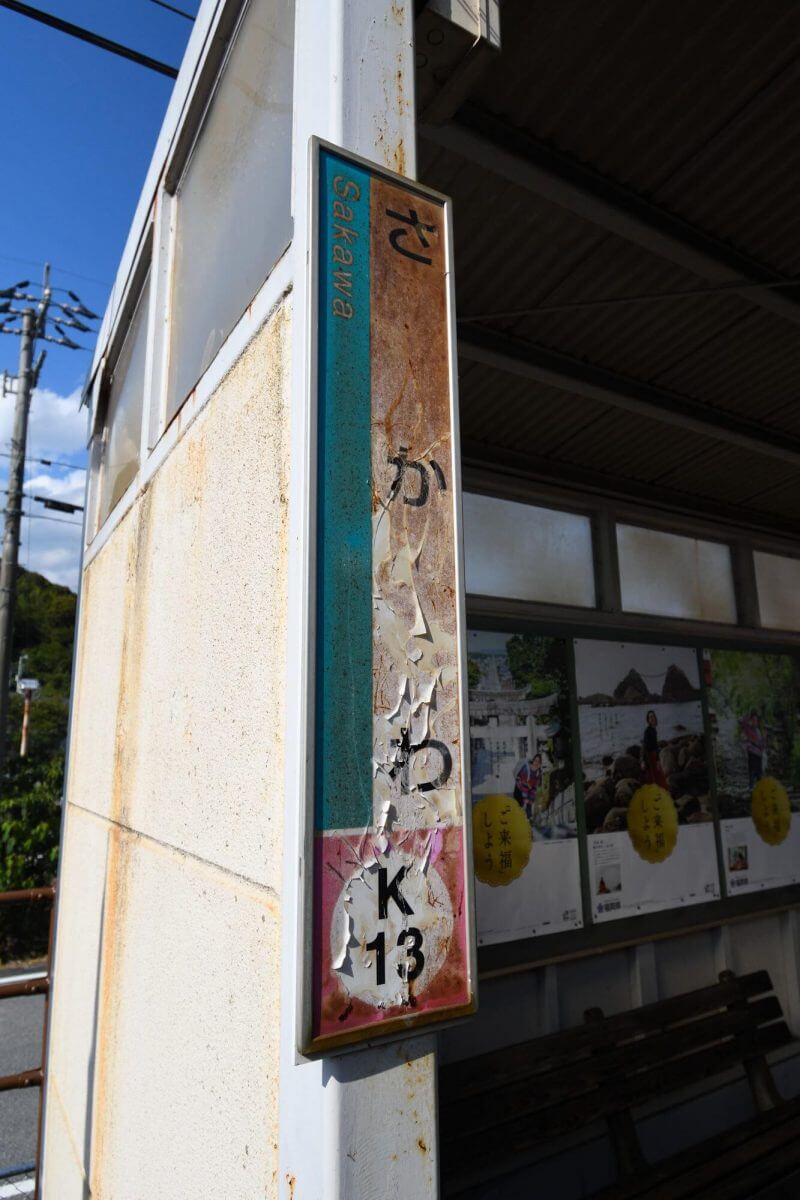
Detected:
left=632, top=1108, right=800, bottom=1200
left=440, top=996, right=782, bottom=1142
left=591, top=1098, right=800, bottom=1200
left=439, top=970, right=773, bottom=1104
left=441, top=1023, right=791, bottom=1189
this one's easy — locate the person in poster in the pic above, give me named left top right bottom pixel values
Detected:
left=642, top=710, right=669, bottom=787
left=739, top=709, right=767, bottom=787
left=708, top=652, right=800, bottom=819
left=514, top=752, right=543, bottom=823
left=467, top=630, right=582, bottom=944
left=579, top=646, right=712, bottom=837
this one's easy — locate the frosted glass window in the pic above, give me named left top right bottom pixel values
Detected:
left=617, top=523, right=736, bottom=622
left=97, top=273, right=150, bottom=527
left=463, top=492, right=596, bottom=606
left=167, top=0, right=294, bottom=419
left=754, top=551, right=800, bottom=631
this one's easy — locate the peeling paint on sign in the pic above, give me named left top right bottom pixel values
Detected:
left=306, top=142, right=474, bottom=1052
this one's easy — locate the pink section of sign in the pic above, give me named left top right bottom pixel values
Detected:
left=313, top=827, right=471, bottom=1043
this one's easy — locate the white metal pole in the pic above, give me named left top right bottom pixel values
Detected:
left=279, top=4, right=440, bottom=1198
left=20, top=687, right=31, bottom=757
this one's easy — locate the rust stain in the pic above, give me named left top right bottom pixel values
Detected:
left=286, top=1172, right=296, bottom=1200
left=418, top=1137, right=428, bottom=1154
left=89, top=491, right=154, bottom=1192
left=393, top=135, right=406, bottom=178
left=89, top=823, right=130, bottom=1192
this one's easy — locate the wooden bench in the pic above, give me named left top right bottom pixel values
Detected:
left=439, top=970, right=800, bottom=1198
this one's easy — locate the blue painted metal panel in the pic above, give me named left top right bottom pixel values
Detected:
left=316, top=150, right=374, bottom=832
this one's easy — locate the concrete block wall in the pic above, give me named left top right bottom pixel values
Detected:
left=43, top=300, right=291, bottom=1199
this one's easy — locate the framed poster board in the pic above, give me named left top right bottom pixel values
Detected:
left=575, top=639, right=720, bottom=922
left=303, top=140, right=476, bottom=1053
left=707, top=649, right=800, bottom=896
left=467, top=630, right=582, bottom=944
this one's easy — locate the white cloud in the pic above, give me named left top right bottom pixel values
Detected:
left=0, top=385, right=88, bottom=592
left=25, top=469, right=86, bottom=506
left=0, top=385, right=89, bottom=461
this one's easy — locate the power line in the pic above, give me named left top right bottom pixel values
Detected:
left=19, top=510, right=82, bottom=527
left=0, top=487, right=84, bottom=513
left=0, top=451, right=86, bottom=472
left=148, top=0, right=195, bottom=20
left=0, top=1, right=180, bottom=79
left=0, top=254, right=110, bottom=290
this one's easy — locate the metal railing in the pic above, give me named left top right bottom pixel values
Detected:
left=0, top=885, right=56, bottom=1200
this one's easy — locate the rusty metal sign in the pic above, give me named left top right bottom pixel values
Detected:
left=303, top=140, right=475, bottom=1053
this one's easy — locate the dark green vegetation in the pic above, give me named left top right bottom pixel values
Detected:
left=711, top=650, right=800, bottom=799
left=1, top=568, right=75, bottom=959
left=506, top=633, right=568, bottom=699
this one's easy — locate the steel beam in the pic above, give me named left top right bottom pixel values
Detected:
left=457, top=323, right=800, bottom=468
left=461, top=448, right=800, bottom=541
left=421, top=104, right=800, bottom=327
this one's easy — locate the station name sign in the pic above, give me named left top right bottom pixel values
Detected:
left=304, top=140, right=475, bottom=1053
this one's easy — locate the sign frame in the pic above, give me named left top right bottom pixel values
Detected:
left=299, top=137, right=477, bottom=1055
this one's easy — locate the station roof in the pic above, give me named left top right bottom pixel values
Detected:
left=418, top=0, right=800, bottom=537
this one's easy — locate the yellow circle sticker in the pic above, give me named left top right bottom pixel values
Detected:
left=751, top=777, right=791, bottom=846
left=627, top=784, right=678, bottom=864
left=472, top=795, right=532, bottom=887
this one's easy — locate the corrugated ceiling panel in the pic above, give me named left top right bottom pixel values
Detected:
left=420, top=1, right=800, bottom=529
left=747, top=478, right=800, bottom=517
left=653, top=445, right=800, bottom=505
left=653, top=311, right=800, bottom=426
left=471, top=0, right=800, bottom=272
left=458, top=366, right=714, bottom=485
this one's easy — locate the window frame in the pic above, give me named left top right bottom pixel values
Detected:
left=156, top=0, right=295, bottom=437
left=463, top=467, right=800, bottom=645
left=462, top=469, right=800, bottom=979
left=752, top=546, right=800, bottom=632
left=462, top=487, right=599, bottom=611
left=87, top=232, right=154, bottom=544
left=614, top=518, right=739, bottom=625
left=82, top=0, right=296, bottom=564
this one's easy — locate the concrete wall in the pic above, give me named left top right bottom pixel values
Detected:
left=43, top=298, right=292, bottom=1199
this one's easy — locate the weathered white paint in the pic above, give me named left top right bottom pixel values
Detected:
left=86, top=0, right=239, bottom=394
left=47, top=0, right=441, bottom=1194
left=43, top=301, right=292, bottom=1198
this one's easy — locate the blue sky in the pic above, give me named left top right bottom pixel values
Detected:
left=0, top=0, right=195, bottom=588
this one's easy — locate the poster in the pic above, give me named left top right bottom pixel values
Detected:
left=575, top=639, right=719, bottom=922
left=707, top=649, right=800, bottom=895
left=468, top=630, right=582, bottom=944
left=307, top=142, right=474, bottom=1053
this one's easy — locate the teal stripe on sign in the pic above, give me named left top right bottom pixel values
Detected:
left=316, top=149, right=374, bottom=833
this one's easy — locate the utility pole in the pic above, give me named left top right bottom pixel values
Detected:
left=0, top=265, right=96, bottom=776
left=0, top=308, right=35, bottom=775
left=19, top=687, right=32, bottom=757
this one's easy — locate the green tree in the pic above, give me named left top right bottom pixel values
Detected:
left=0, top=567, right=75, bottom=959
left=711, top=650, right=800, bottom=788
left=506, top=634, right=565, bottom=699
